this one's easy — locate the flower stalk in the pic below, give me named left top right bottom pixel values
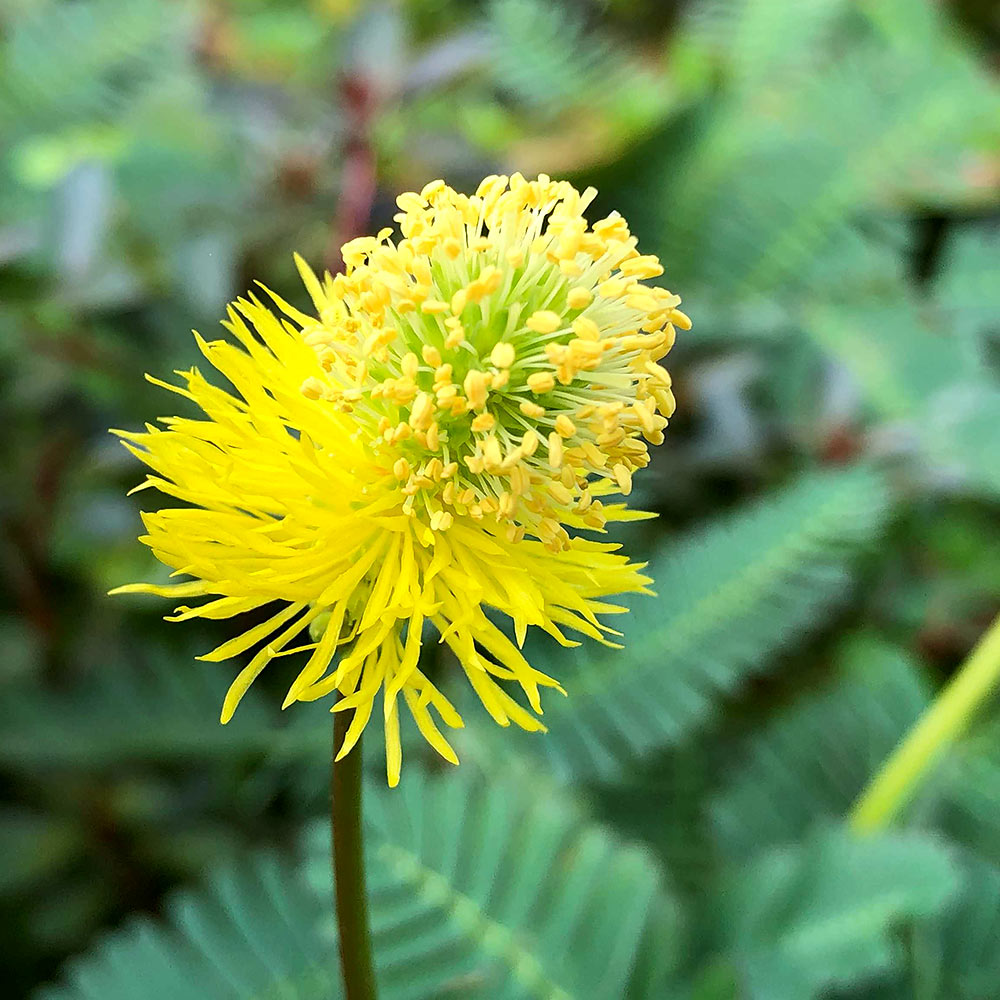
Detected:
left=850, top=611, right=1000, bottom=833
left=332, top=715, right=377, bottom=1000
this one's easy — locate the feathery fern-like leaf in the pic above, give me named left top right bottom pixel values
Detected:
left=1, top=0, right=184, bottom=136
left=714, top=826, right=959, bottom=1000
left=710, top=633, right=930, bottom=859
left=659, top=0, right=998, bottom=297
left=486, top=0, right=658, bottom=127
left=36, top=855, right=334, bottom=1000
left=851, top=852, right=1000, bottom=1000
left=459, top=464, right=893, bottom=783
left=0, top=648, right=329, bottom=772
left=39, top=765, right=675, bottom=1000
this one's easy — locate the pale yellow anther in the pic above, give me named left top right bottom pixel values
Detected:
left=490, top=342, right=516, bottom=368
left=451, top=289, right=467, bottom=315
left=554, top=415, right=576, bottom=438
left=490, top=371, right=510, bottom=390
left=505, top=248, right=525, bottom=268
left=521, top=429, right=539, bottom=456
left=434, top=364, right=453, bottom=386
left=396, top=191, right=426, bottom=214
left=467, top=267, right=502, bottom=302
left=619, top=255, right=664, bottom=279
left=425, top=457, right=444, bottom=480
left=530, top=235, right=549, bottom=255
left=566, top=287, right=593, bottom=310
left=593, top=213, right=627, bottom=236
left=410, top=392, right=434, bottom=431
left=300, top=376, right=326, bottom=400
left=393, top=458, right=410, bottom=480
left=498, top=492, right=515, bottom=518
left=464, top=370, right=489, bottom=410
left=420, top=179, right=446, bottom=200
left=421, top=344, right=442, bottom=367
left=625, top=293, right=659, bottom=313
left=632, top=402, right=656, bottom=435
left=509, top=465, right=530, bottom=496
left=598, top=278, right=628, bottom=299
left=426, top=421, right=440, bottom=451
left=430, top=509, right=454, bottom=532
left=520, top=400, right=546, bottom=418
left=571, top=316, right=601, bottom=341
left=421, top=298, right=449, bottom=314
left=570, top=339, right=603, bottom=360
left=581, top=440, right=607, bottom=467
left=444, top=327, right=465, bottom=350
left=401, top=352, right=419, bottom=379
left=412, top=259, right=432, bottom=286
left=483, top=436, right=502, bottom=470
left=668, top=309, right=692, bottom=331
left=526, top=310, right=562, bottom=334
left=442, top=461, right=458, bottom=478
left=506, top=524, right=526, bottom=544
left=613, top=463, right=633, bottom=496
left=527, top=372, right=555, bottom=394
left=548, top=481, right=573, bottom=506
left=443, top=237, right=462, bottom=259
left=547, top=432, right=564, bottom=467
left=471, top=413, right=495, bottom=433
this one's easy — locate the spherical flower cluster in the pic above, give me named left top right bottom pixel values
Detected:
left=114, top=174, right=689, bottom=785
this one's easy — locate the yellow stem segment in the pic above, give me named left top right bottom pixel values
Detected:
left=850, top=611, right=1000, bottom=834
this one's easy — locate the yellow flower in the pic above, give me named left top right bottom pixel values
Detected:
left=113, top=174, right=688, bottom=785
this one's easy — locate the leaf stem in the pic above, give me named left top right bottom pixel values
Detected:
left=850, top=611, right=1000, bottom=834
left=332, top=714, right=378, bottom=1000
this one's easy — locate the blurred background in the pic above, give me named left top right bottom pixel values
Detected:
left=1, top=1, right=999, bottom=998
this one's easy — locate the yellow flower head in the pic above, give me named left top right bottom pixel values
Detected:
left=113, top=174, right=689, bottom=785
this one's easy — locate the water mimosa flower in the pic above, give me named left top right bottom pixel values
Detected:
left=113, top=174, right=689, bottom=785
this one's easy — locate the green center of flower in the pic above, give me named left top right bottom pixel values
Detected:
left=295, top=174, right=689, bottom=548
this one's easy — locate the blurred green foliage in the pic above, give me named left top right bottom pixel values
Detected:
left=1, top=0, right=999, bottom=997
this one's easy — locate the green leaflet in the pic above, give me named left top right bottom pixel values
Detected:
left=38, top=765, right=676, bottom=1000
left=853, top=851, right=1000, bottom=1000
left=713, top=826, right=959, bottom=1000
left=710, top=633, right=931, bottom=858
left=459, top=464, right=893, bottom=782
left=35, top=855, right=334, bottom=1000
left=486, top=0, right=668, bottom=132
left=658, top=0, right=997, bottom=298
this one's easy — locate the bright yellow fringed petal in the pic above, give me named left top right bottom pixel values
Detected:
left=112, top=175, right=687, bottom=785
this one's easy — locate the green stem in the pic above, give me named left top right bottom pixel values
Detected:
left=332, top=713, right=378, bottom=1000
left=850, top=611, right=1000, bottom=834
